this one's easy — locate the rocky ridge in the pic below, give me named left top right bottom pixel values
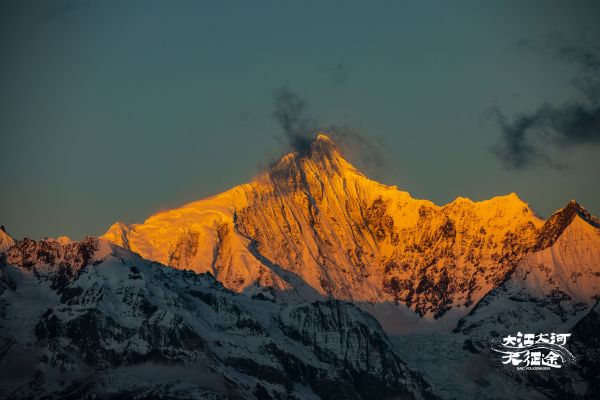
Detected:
left=101, top=135, right=598, bottom=332
left=0, top=237, right=435, bottom=400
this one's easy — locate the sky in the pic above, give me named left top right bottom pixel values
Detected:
left=1, top=0, right=599, bottom=240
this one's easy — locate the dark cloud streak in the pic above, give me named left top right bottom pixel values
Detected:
left=270, top=86, right=388, bottom=178
left=271, top=87, right=317, bottom=156
left=493, top=34, right=600, bottom=169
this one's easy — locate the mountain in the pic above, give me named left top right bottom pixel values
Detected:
left=388, top=203, right=600, bottom=399
left=102, top=134, right=566, bottom=333
left=0, top=236, right=436, bottom=400
left=2, top=134, right=599, bottom=399
left=455, top=202, right=600, bottom=341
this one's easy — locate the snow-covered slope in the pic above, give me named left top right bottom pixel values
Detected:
left=455, top=202, right=600, bottom=341
left=3, top=134, right=599, bottom=398
left=0, top=237, right=436, bottom=400
left=389, top=204, right=600, bottom=399
left=103, top=134, right=551, bottom=332
left=392, top=209, right=600, bottom=399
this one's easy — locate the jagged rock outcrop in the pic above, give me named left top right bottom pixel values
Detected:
left=410, top=207, right=600, bottom=399
left=455, top=207, right=600, bottom=341
left=3, top=135, right=599, bottom=399
left=103, top=134, right=574, bottom=332
left=0, top=237, right=436, bottom=400
left=391, top=210, right=600, bottom=400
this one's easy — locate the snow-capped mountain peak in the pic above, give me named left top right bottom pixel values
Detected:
left=3, top=134, right=600, bottom=399
left=535, top=199, right=600, bottom=251
left=268, top=132, right=360, bottom=185
left=99, top=134, right=597, bottom=334
left=455, top=201, right=600, bottom=339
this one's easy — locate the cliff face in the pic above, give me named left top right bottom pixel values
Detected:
left=101, top=135, right=597, bottom=331
left=0, top=237, right=435, bottom=400
left=3, top=134, right=600, bottom=399
left=456, top=211, right=600, bottom=341
left=387, top=209, right=600, bottom=400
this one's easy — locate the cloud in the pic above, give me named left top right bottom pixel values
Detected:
left=270, top=86, right=389, bottom=177
left=271, top=86, right=318, bottom=156
left=325, top=124, right=388, bottom=178
left=492, top=34, right=600, bottom=169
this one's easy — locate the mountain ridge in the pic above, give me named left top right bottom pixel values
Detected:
left=98, top=134, right=598, bottom=333
left=2, top=134, right=599, bottom=399
left=0, top=236, right=436, bottom=399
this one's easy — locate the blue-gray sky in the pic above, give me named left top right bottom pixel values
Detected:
left=1, top=0, right=599, bottom=240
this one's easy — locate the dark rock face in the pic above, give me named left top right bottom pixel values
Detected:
left=570, top=302, right=600, bottom=400
left=102, top=138, right=599, bottom=331
left=0, top=238, right=436, bottom=400
left=278, top=300, right=434, bottom=400
left=365, top=198, right=399, bottom=245
left=444, top=209, right=600, bottom=400
left=6, top=237, right=99, bottom=291
left=449, top=294, right=600, bottom=400
left=535, top=200, right=600, bottom=251
left=236, top=164, right=543, bottom=321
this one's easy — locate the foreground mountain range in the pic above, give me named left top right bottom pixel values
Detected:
left=1, top=134, right=599, bottom=399
left=0, top=236, right=435, bottom=399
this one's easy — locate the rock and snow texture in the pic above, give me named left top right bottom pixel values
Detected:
left=455, top=202, right=600, bottom=342
left=392, top=203, right=600, bottom=400
left=97, top=134, right=600, bottom=398
left=101, top=134, right=593, bottom=332
left=0, top=237, right=436, bottom=400
left=2, top=135, right=600, bottom=399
